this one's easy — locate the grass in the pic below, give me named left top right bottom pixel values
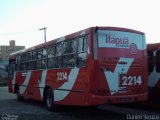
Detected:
left=0, top=77, right=8, bottom=87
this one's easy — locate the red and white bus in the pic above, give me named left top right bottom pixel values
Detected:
left=147, top=43, right=160, bottom=103
left=8, top=26, right=148, bottom=111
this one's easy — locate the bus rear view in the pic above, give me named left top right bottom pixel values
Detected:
left=90, top=27, right=147, bottom=104
left=7, top=26, right=147, bottom=110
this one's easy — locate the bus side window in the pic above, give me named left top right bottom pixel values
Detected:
left=148, top=51, right=153, bottom=72
left=20, top=63, right=27, bottom=71
left=63, top=54, right=76, bottom=68
left=47, top=43, right=63, bottom=69
left=56, top=42, right=63, bottom=56
left=62, top=40, right=76, bottom=68
left=33, top=50, right=37, bottom=60
left=76, top=36, right=88, bottom=67
left=156, top=50, right=160, bottom=73
left=37, top=48, right=47, bottom=59
left=27, top=51, right=33, bottom=60
left=37, top=49, right=43, bottom=59
left=68, top=54, right=76, bottom=67
left=42, top=48, right=47, bottom=58
left=31, top=61, right=36, bottom=70
left=63, top=40, right=76, bottom=54
left=20, top=53, right=27, bottom=62
left=77, top=53, right=87, bottom=67
left=47, top=45, right=56, bottom=58
left=77, top=37, right=87, bottom=53
left=19, top=52, right=27, bottom=71
left=36, top=59, right=47, bottom=69
left=27, top=62, right=32, bottom=70
left=48, top=56, right=61, bottom=68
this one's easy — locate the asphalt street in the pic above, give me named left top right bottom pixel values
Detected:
left=0, top=87, right=160, bottom=120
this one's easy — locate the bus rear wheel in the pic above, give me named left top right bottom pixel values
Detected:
left=17, top=87, right=24, bottom=102
left=45, top=88, right=55, bottom=111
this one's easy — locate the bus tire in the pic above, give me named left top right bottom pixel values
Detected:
left=45, top=88, right=55, bottom=111
left=17, top=87, right=24, bottom=102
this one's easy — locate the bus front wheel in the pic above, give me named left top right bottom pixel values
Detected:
left=17, top=87, right=24, bottom=102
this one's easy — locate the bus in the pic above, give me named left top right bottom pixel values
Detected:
left=147, top=43, right=160, bottom=104
left=8, top=26, right=148, bottom=111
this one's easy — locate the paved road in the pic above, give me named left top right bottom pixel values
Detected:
left=0, top=87, right=126, bottom=120
left=0, top=87, right=160, bottom=120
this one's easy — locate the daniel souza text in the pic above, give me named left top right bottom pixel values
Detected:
left=127, top=114, right=159, bottom=120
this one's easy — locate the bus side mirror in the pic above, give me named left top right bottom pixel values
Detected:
left=156, top=50, right=160, bottom=73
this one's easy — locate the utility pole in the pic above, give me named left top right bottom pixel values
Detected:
left=39, top=27, right=47, bottom=43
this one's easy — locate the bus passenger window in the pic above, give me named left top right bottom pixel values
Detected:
left=47, top=46, right=56, bottom=58
left=48, top=57, right=54, bottom=68
left=68, top=54, right=76, bottom=67
left=27, top=62, right=32, bottom=70
left=77, top=37, right=87, bottom=53
left=37, top=49, right=43, bottom=59
left=33, top=51, right=37, bottom=60
left=77, top=53, right=87, bottom=67
left=20, top=53, right=27, bottom=62
left=63, top=42, right=69, bottom=54
left=36, top=60, right=42, bottom=69
left=42, top=49, right=47, bottom=58
left=62, top=54, right=76, bottom=68
left=70, top=40, right=76, bottom=53
left=31, top=61, right=36, bottom=70
left=56, top=42, right=63, bottom=56
left=48, top=56, right=61, bottom=69
left=63, top=55, right=68, bottom=68
left=53, top=57, right=61, bottom=68
left=148, top=51, right=153, bottom=72
left=20, top=63, right=27, bottom=71
left=156, top=50, right=160, bottom=73
left=27, top=52, right=33, bottom=60
left=63, top=40, right=76, bottom=54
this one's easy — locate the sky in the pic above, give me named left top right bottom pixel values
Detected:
left=0, top=0, right=160, bottom=48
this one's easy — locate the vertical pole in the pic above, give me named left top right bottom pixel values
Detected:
left=39, top=27, right=47, bottom=43
left=44, top=27, right=47, bottom=43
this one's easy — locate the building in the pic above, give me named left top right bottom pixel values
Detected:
left=0, top=40, right=25, bottom=66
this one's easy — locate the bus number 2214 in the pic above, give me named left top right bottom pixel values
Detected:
left=57, top=72, right=68, bottom=81
left=121, top=76, right=142, bottom=86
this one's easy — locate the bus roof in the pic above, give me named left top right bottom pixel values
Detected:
left=9, top=26, right=144, bottom=58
